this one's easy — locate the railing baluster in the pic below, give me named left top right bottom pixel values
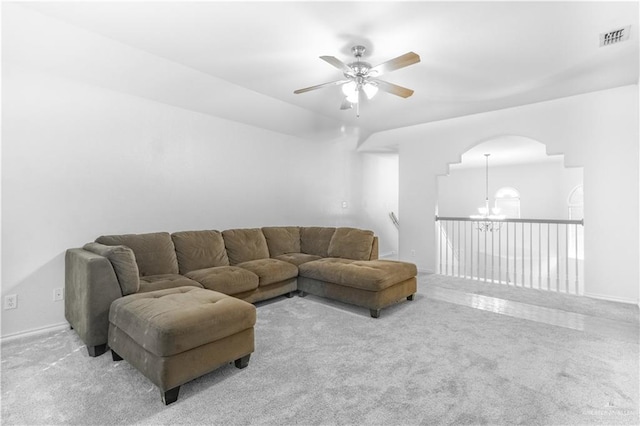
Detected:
left=444, top=221, right=450, bottom=274
left=547, top=223, right=551, bottom=291
left=438, top=221, right=442, bottom=274
left=529, top=223, right=533, bottom=288
left=506, top=222, right=510, bottom=284
left=556, top=223, right=560, bottom=292
left=513, top=222, right=517, bottom=286
left=463, top=221, right=467, bottom=278
left=476, top=224, right=480, bottom=280
left=491, top=223, right=495, bottom=283
left=448, top=221, right=452, bottom=276
left=521, top=221, right=525, bottom=287
left=575, top=223, right=579, bottom=294
left=484, top=222, right=488, bottom=282
left=498, top=224, right=502, bottom=284
left=457, top=220, right=461, bottom=277
left=565, top=224, right=569, bottom=293
left=451, top=220, right=455, bottom=276
left=445, top=221, right=449, bottom=276
left=538, top=223, right=542, bottom=290
left=469, top=222, right=474, bottom=279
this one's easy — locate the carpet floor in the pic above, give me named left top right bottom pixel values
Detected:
left=1, top=273, right=638, bottom=425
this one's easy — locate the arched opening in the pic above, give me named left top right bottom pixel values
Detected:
left=436, top=135, right=584, bottom=294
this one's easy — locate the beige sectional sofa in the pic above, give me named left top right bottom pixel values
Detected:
left=65, top=226, right=417, bottom=358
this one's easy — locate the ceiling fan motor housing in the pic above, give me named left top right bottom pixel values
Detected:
left=346, top=45, right=373, bottom=80
left=345, top=62, right=372, bottom=78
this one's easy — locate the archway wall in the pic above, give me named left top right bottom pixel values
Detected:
left=366, top=85, right=639, bottom=303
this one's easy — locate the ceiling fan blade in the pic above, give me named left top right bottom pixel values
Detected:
left=320, top=56, right=353, bottom=74
left=374, top=79, right=415, bottom=98
left=370, top=52, right=420, bottom=76
left=294, top=79, right=350, bottom=94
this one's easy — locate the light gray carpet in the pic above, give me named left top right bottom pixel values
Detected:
left=1, top=274, right=638, bottom=425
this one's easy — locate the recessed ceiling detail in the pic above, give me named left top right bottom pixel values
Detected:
left=17, top=1, right=639, bottom=139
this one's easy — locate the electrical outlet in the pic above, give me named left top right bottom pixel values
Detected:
left=411, top=249, right=416, bottom=257
left=4, top=294, right=17, bottom=310
left=53, top=288, right=64, bottom=301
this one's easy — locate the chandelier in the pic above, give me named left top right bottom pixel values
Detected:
left=470, top=153, right=505, bottom=231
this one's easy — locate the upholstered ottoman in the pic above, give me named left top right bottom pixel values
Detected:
left=298, top=259, right=417, bottom=318
left=108, top=287, right=256, bottom=404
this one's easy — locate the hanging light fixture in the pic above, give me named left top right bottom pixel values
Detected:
left=470, top=153, right=505, bottom=231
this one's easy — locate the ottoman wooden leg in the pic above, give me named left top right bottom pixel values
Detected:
left=299, top=291, right=306, bottom=297
left=370, top=308, right=380, bottom=318
left=407, top=294, right=415, bottom=301
left=111, top=350, right=123, bottom=362
left=286, top=292, right=294, bottom=298
left=162, top=386, right=180, bottom=405
left=234, top=354, right=251, bottom=369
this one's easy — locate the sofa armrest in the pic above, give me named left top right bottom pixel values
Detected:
left=65, top=248, right=123, bottom=355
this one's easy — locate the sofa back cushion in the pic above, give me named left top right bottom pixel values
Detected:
left=83, top=242, right=140, bottom=295
left=262, top=227, right=301, bottom=257
left=171, top=230, right=229, bottom=274
left=222, top=228, right=270, bottom=265
left=96, top=232, right=179, bottom=277
left=300, top=227, right=336, bottom=257
left=327, top=227, right=375, bottom=261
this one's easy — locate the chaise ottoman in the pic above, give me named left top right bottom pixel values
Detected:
left=108, top=286, right=256, bottom=404
left=297, top=259, right=418, bottom=318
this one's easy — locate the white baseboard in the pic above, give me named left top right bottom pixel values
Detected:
left=583, top=291, right=639, bottom=306
left=1, top=322, right=69, bottom=343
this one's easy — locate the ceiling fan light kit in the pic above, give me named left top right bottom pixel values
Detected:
left=294, top=45, right=420, bottom=117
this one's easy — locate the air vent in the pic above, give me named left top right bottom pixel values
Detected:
left=600, top=26, right=631, bottom=47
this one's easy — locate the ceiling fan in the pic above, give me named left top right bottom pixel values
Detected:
left=294, top=45, right=420, bottom=116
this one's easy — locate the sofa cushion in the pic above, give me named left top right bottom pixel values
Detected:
left=138, top=274, right=203, bottom=293
left=327, top=227, right=375, bottom=261
left=171, top=230, right=229, bottom=274
left=222, top=228, right=270, bottom=265
left=298, top=259, right=417, bottom=291
left=300, top=227, right=335, bottom=257
left=185, top=266, right=259, bottom=295
left=274, top=253, right=322, bottom=266
left=236, top=258, right=298, bottom=287
left=96, top=232, right=179, bottom=277
left=83, top=242, right=140, bottom=296
left=262, top=227, right=301, bottom=257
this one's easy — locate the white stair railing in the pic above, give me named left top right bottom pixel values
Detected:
left=436, top=216, right=584, bottom=295
left=389, top=211, right=400, bottom=229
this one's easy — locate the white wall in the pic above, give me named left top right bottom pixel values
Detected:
left=1, top=65, right=364, bottom=337
left=438, top=161, right=583, bottom=219
left=368, top=85, right=639, bottom=304
left=0, top=7, right=367, bottom=337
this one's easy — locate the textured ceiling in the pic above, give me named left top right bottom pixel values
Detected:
left=21, top=1, right=639, bottom=144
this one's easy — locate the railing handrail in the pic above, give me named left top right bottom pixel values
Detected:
left=435, top=216, right=584, bottom=226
